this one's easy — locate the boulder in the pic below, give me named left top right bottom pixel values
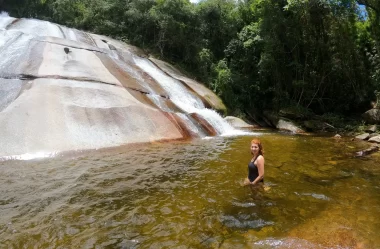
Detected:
left=362, top=109, right=380, bottom=124
left=334, top=134, right=342, bottom=139
left=365, top=124, right=377, bottom=133
left=304, top=120, right=335, bottom=132
left=277, top=119, right=305, bottom=133
left=224, top=116, right=255, bottom=128
left=355, top=133, right=370, bottom=140
left=369, top=133, right=380, bottom=139
left=263, top=110, right=305, bottom=133
left=279, top=107, right=312, bottom=120
left=355, top=145, right=379, bottom=156
left=368, top=135, right=380, bottom=144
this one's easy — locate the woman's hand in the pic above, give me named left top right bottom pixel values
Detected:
left=243, top=178, right=251, bottom=186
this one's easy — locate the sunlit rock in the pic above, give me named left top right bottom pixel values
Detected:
left=0, top=17, right=238, bottom=158
left=368, top=135, right=380, bottom=144
left=224, top=116, right=255, bottom=128
left=355, top=133, right=370, bottom=140
left=365, top=124, right=377, bottom=133
left=0, top=79, right=185, bottom=157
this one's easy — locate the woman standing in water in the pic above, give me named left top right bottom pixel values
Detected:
left=244, top=138, right=264, bottom=186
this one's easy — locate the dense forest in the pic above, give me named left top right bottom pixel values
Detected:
left=1, top=0, right=379, bottom=124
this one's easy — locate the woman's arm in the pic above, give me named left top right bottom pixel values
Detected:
left=251, top=156, right=265, bottom=185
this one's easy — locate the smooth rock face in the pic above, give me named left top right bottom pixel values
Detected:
left=277, top=119, right=305, bottom=133
left=0, top=17, right=232, bottom=159
left=0, top=79, right=184, bottom=157
left=224, top=116, right=254, bottom=128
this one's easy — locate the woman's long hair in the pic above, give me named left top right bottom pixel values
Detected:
left=251, top=138, right=264, bottom=156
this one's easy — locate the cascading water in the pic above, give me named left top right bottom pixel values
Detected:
left=0, top=32, right=31, bottom=75
left=133, top=57, right=248, bottom=136
left=59, top=25, right=77, bottom=41
left=0, top=12, right=14, bottom=29
left=0, top=15, right=254, bottom=159
left=7, top=18, right=64, bottom=38
left=108, top=50, right=175, bottom=112
left=134, top=57, right=204, bottom=112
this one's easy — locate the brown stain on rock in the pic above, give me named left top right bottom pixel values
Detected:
left=190, top=113, right=218, bottom=136
left=163, top=112, right=192, bottom=140
left=95, top=51, right=145, bottom=91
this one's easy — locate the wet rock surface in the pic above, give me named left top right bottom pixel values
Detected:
left=0, top=17, right=231, bottom=158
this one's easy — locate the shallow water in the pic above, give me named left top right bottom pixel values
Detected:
left=1, top=132, right=380, bottom=248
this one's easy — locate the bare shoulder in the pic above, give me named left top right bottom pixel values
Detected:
left=257, top=155, right=265, bottom=163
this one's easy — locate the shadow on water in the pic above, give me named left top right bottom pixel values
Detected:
left=1, top=132, right=380, bottom=248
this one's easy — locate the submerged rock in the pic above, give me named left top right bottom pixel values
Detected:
left=355, top=145, right=379, bottom=156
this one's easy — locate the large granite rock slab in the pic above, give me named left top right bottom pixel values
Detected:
left=0, top=79, right=184, bottom=158
left=0, top=17, right=235, bottom=159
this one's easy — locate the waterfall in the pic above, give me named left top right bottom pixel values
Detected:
left=0, top=15, right=254, bottom=159
left=108, top=50, right=175, bottom=112
left=7, top=19, right=64, bottom=38
left=0, top=12, right=14, bottom=30
left=133, top=57, right=204, bottom=112
left=133, top=57, right=247, bottom=136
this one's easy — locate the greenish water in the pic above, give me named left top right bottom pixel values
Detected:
left=1, top=132, right=380, bottom=248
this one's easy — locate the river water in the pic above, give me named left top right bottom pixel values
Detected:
left=1, top=131, right=380, bottom=248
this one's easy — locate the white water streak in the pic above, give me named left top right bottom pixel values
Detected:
left=134, top=57, right=204, bottom=113
left=134, top=57, right=251, bottom=136
left=8, top=19, right=63, bottom=38
left=0, top=12, right=15, bottom=30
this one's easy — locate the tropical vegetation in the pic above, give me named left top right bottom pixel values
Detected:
left=1, top=0, right=379, bottom=125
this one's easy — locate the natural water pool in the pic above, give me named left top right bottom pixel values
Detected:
left=1, top=131, right=380, bottom=248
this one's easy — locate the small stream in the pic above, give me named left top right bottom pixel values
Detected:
left=1, top=132, right=380, bottom=248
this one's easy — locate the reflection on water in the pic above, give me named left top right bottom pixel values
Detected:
left=1, top=132, right=380, bottom=248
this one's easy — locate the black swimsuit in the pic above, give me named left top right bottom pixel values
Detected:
left=248, top=157, right=264, bottom=183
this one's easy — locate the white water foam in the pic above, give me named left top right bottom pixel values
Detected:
left=60, top=25, right=77, bottom=41
left=134, top=57, right=253, bottom=137
left=134, top=57, right=204, bottom=112
left=0, top=12, right=15, bottom=30
left=0, top=12, right=9, bottom=17
left=109, top=50, right=175, bottom=112
left=7, top=18, right=63, bottom=38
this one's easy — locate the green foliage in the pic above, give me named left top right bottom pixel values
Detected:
left=1, top=0, right=379, bottom=120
